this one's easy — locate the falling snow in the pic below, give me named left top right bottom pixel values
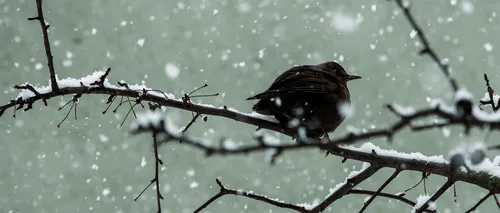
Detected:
left=461, top=1, right=474, bottom=14
left=136, top=38, right=145, bottom=47
left=330, top=11, right=359, bottom=33
left=237, top=2, right=252, bottom=13
left=484, top=42, right=493, bottom=52
left=34, top=63, right=43, bottom=70
left=98, top=134, right=109, bottom=143
left=189, top=181, right=199, bottom=188
left=102, top=188, right=110, bottom=196
left=140, top=156, right=147, bottom=167
left=164, top=63, right=180, bottom=79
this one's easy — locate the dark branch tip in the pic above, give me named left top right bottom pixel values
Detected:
left=215, top=179, right=224, bottom=189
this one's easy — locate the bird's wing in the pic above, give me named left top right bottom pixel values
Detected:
left=247, top=65, right=340, bottom=100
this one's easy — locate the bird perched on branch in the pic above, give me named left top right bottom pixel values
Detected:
left=247, top=61, right=361, bottom=138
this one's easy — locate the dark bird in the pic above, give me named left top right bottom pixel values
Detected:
left=247, top=61, right=361, bottom=138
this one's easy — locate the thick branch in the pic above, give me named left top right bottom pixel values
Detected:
left=132, top=124, right=500, bottom=194
left=4, top=83, right=500, bottom=148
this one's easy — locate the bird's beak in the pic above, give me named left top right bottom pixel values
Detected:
left=345, top=75, right=361, bottom=81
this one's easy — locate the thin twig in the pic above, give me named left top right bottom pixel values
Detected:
left=194, top=179, right=308, bottom=213
left=480, top=73, right=500, bottom=111
left=494, top=194, right=500, bottom=209
left=404, top=172, right=427, bottom=193
left=152, top=132, right=163, bottom=213
left=179, top=113, right=201, bottom=143
left=310, top=165, right=381, bottom=213
left=348, top=190, right=436, bottom=213
left=393, top=0, right=458, bottom=92
left=182, top=113, right=201, bottom=134
left=465, top=192, right=492, bottom=213
left=359, top=169, right=401, bottom=212
left=415, top=179, right=454, bottom=213
left=134, top=179, right=155, bottom=201
left=28, top=0, right=58, bottom=92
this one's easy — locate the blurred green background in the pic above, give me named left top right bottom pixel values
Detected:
left=1, top=0, right=500, bottom=212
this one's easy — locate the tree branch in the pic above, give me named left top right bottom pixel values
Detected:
left=393, top=0, right=458, bottom=92
left=310, top=165, right=380, bottom=212
left=359, top=169, right=401, bottom=212
left=194, top=179, right=309, bottom=213
left=415, top=179, right=454, bottom=213
left=348, top=190, right=436, bottom=213
left=27, top=0, right=59, bottom=92
left=465, top=191, right=493, bottom=213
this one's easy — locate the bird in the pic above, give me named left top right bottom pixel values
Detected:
left=247, top=61, right=361, bottom=138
